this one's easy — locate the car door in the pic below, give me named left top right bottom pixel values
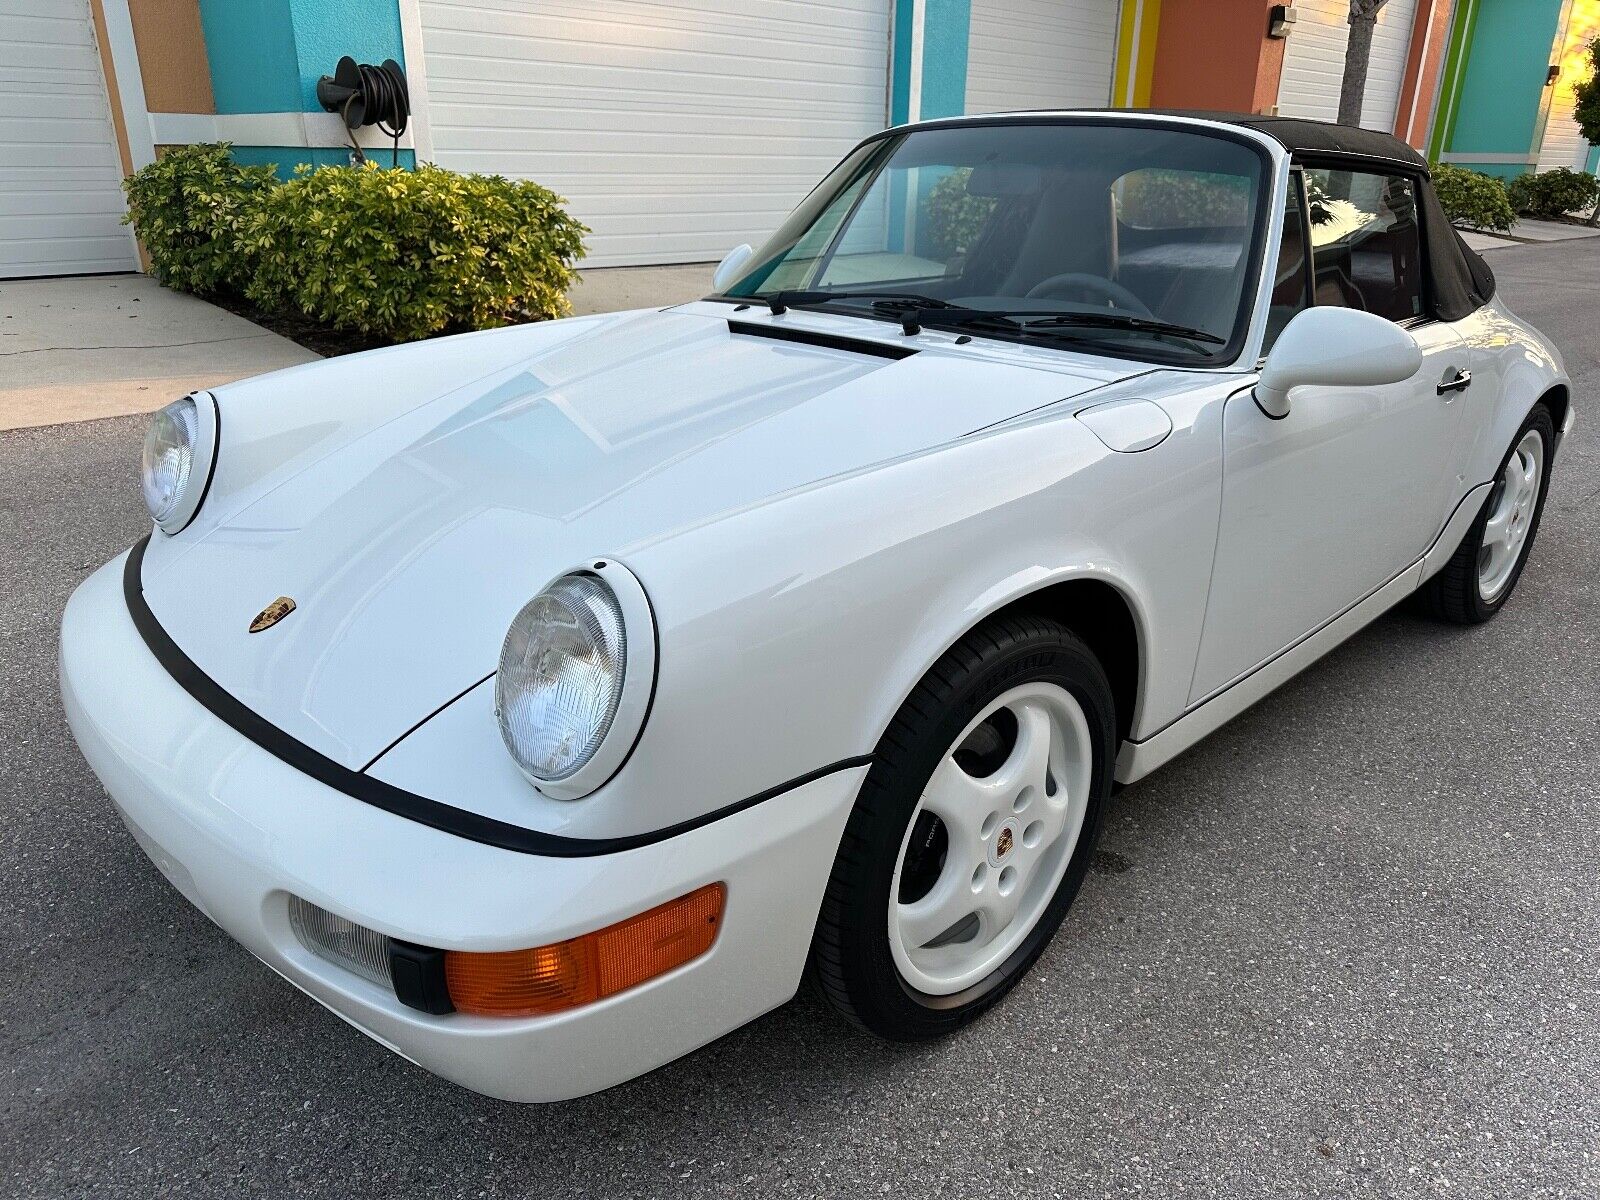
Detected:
left=1188, top=163, right=1468, bottom=703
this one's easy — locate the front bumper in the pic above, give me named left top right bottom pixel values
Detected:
left=61, top=552, right=864, bottom=1102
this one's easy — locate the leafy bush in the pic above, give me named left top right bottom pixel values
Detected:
left=240, top=163, right=586, bottom=341
left=1430, top=163, right=1515, bottom=231
left=1506, top=167, right=1599, bottom=219
left=123, top=147, right=587, bottom=343
left=1116, top=169, right=1251, bottom=228
left=1573, top=37, right=1600, bottom=145
left=121, top=144, right=277, bottom=293
left=924, top=169, right=996, bottom=258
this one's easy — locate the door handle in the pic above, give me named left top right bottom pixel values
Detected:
left=1437, top=368, right=1472, bottom=395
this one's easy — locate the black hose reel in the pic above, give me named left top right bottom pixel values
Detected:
left=316, top=56, right=410, bottom=166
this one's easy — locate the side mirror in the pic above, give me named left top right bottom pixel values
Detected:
left=712, top=243, right=755, bottom=293
left=1255, top=307, right=1423, bottom=418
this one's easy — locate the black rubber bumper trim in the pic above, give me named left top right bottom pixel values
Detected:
left=122, top=536, right=872, bottom=858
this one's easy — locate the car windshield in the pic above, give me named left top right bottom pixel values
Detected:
left=718, top=120, right=1270, bottom=364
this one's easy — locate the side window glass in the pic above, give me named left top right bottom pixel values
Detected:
left=1263, top=172, right=1310, bottom=353
left=1303, top=167, right=1425, bottom=322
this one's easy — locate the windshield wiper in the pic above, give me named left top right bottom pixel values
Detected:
left=901, top=306, right=1225, bottom=351
left=746, top=291, right=1224, bottom=354
left=759, top=290, right=961, bottom=315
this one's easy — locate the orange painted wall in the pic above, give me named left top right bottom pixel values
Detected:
left=127, top=0, right=214, bottom=114
left=1393, top=0, right=1454, bottom=147
left=1149, top=0, right=1285, bottom=114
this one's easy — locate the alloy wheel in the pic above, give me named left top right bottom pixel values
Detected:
left=1478, top=428, right=1545, bottom=603
left=887, top=682, right=1093, bottom=996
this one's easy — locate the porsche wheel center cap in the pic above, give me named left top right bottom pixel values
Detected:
left=989, top=821, right=1017, bottom=867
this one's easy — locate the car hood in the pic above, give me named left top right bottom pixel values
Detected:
left=140, top=306, right=1136, bottom=769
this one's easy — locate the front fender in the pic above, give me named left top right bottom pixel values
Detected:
left=373, top=377, right=1232, bottom=843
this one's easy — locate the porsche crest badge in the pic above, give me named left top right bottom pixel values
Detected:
left=249, top=596, right=297, bottom=633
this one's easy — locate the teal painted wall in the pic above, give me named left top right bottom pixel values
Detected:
left=231, top=147, right=417, bottom=176
left=286, top=0, right=406, bottom=111
left=197, top=0, right=300, bottom=113
left=1444, top=0, right=1566, bottom=171
left=918, top=0, right=971, bottom=119
left=889, top=0, right=972, bottom=123
left=197, top=0, right=408, bottom=170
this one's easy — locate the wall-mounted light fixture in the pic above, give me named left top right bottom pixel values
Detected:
left=1268, top=5, right=1297, bottom=39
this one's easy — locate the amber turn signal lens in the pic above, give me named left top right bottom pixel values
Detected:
left=443, top=883, right=725, bottom=1017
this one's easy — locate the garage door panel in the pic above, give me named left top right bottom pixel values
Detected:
left=421, top=0, right=889, bottom=266
left=422, top=40, right=883, bottom=96
left=0, top=117, right=132, bottom=151
left=0, top=185, right=127, bottom=218
left=0, top=1, right=133, bottom=277
left=966, top=0, right=1119, bottom=114
left=1277, top=0, right=1418, bottom=132
left=0, top=210, right=128, bottom=239
left=424, top=124, right=867, bottom=158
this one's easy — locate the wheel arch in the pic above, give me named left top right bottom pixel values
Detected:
left=890, top=572, right=1148, bottom=751
left=1539, top=383, right=1570, bottom=448
left=1002, top=579, right=1143, bottom=745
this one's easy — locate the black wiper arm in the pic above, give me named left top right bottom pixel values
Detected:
left=903, top=306, right=1224, bottom=350
left=761, top=289, right=960, bottom=315
left=1012, top=312, right=1227, bottom=346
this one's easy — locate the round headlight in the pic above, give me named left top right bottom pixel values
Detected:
left=495, top=563, right=655, bottom=799
left=140, top=394, right=217, bottom=533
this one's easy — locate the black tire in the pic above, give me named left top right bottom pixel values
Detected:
left=1418, top=403, right=1555, bottom=625
left=810, top=612, right=1116, bottom=1040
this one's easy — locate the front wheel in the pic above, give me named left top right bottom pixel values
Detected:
left=1419, top=404, right=1554, bottom=624
left=810, top=613, right=1115, bottom=1040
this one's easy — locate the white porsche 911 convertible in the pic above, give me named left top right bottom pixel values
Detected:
left=62, top=112, right=1571, bottom=1102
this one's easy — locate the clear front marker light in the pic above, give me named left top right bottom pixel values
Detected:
left=495, top=562, right=658, bottom=800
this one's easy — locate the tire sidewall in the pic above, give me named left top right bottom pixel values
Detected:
left=838, top=626, right=1116, bottom=1035
left=1468, top=404, right=1556, bottom=619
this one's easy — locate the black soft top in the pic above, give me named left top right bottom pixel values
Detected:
left=1154, top=111, right=1430, bottom=169
left=1120, top=110, right=1495, bottom=319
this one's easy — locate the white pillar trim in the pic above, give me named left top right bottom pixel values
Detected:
left=395, top=0, right=436, bottom=161
left=907, top=0, right=926, bottom=124
left=94, top=0, right=153, bottom=266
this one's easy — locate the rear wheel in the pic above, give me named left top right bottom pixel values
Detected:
left=1420, top=404, right=1554, bottom=624
left=811, top=613, right=1115, bottom=1039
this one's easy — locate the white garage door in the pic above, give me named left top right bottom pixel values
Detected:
left=965, top=0, right=1120, bottom=114
left=0, top=0, right=134, bottom=278
left=1277, top=0, right=1419, bottom=133
left=1536, top=4, right=1600, bottom=173
left=420, top=0, right=890, bottom=268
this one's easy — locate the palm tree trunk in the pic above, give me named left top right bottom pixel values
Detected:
left=1338, top=1, right=1388, bottom=127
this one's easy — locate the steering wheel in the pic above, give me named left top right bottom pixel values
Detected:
left=1024, top=272, right=1152, bottom=315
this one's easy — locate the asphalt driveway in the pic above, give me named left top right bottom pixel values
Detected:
left=2, top=243, right=1596, bottom=1198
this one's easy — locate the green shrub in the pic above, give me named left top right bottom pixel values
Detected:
left=1116, top=169, right=1252, bottom=227
left=239, top=163, right=586, bottom=342
left=121, top=143, right=277, bottom=293
left=1506, top=167, right=1600, bottom=219
left=1430, top=163, right=1515, bottom=231
left=924, top=169, right=996, bottom=258
left=123, top=146, right=587, bottom=344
